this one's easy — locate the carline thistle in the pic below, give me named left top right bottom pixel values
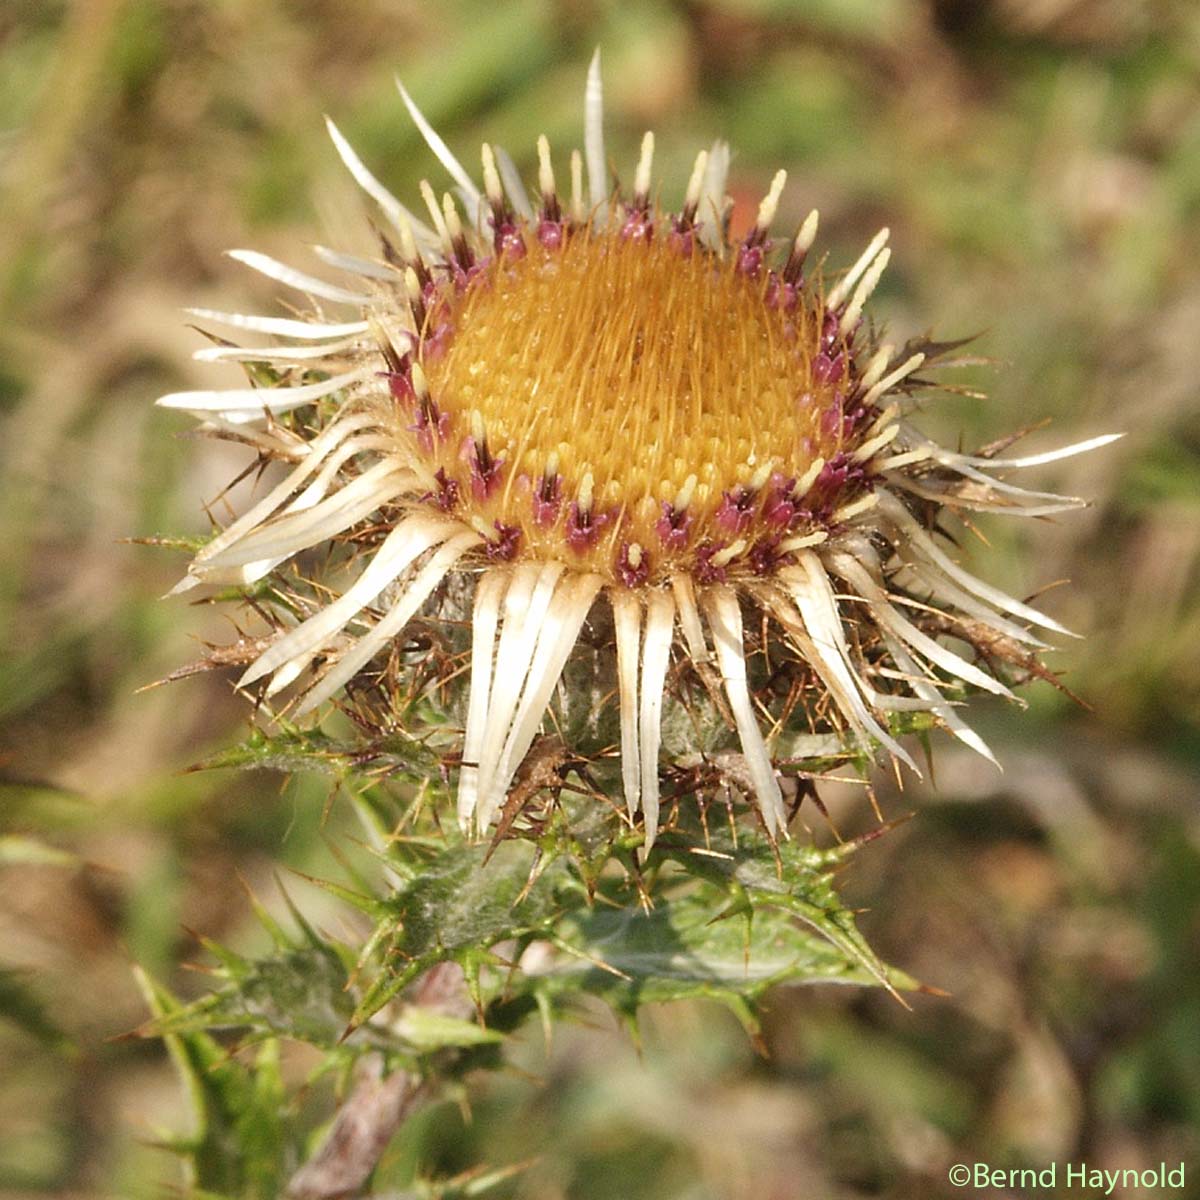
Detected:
left=158, top=54, right=1116, bottom=850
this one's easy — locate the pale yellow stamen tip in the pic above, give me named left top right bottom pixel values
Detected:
left=481, top=143, right=503, bottom=206
left=832, top=492, right=880, bottom=523
left=864, top=403, right=900, bottom=439
left=634, top=131, right=655, bottom=200
left=419, top=180, right=447, bottom=240
left=828, top=227, right=889, bottom=309
left=710, top=539, right=747, bottom=568
left=756, top=170, right=787, bottom=231
left=675, top=473, right=698, bottom=510
left=852, top=423, right=900, bottom=464
left=863, top=352, right=925, bottom=407
left=469, top=514, right=497, bottom=541
left=411, top=361, right=429, bottom=397
left=873, top=447, right=932, bottom=472
left=838, top=247, right=890, bottom=336
left=795, top=457, right=826, bottom=497
left=685, top=151, right=709, bottom=212
left=860, top=343, right=894, bottom=392
left=780, top=530, right=828, bottom=552
left=748, top=460, right=774, bottom=492
left=397, top=211, right=420, bottom=265
left=794, top=209, right=819, bottom=256
left=578, top=470, right=595, bottom=513
left=442, top=192, right=463, bottom=242
left=537, top=135, right=555, bottom=198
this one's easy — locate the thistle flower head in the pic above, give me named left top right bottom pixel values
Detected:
left=159, top=55, right=1115, bottom=849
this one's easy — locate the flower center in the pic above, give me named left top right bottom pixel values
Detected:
left=405, top=219, right=860, bottom=584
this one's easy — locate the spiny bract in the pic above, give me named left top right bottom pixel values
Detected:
left=160, top=54, right=1115, bottom=849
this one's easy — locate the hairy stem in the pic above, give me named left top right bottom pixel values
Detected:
left=285, top=962, right=469, bottom=1199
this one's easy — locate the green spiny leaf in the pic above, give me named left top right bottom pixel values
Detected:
left=144, top=942, right=363, bottom=1050
left=133, top=967, right=288, bottom=1199
left=192, top=726, right=441, bottom=782
left=391, top=1005, right=504, bottom=1052
left=380, top=838, right=567, bottom=960
left=528, top=885, right=914, bottom=1015
left=654, top=820, right=903, bottom=993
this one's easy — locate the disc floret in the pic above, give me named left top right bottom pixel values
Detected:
left=385, top=199, right=893, bottom=588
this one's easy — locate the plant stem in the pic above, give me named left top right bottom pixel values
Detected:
left=285, top=962, right=469, bottom=1199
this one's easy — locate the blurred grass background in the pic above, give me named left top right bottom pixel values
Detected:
left=1, top=0, right=1199, bottom=1196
